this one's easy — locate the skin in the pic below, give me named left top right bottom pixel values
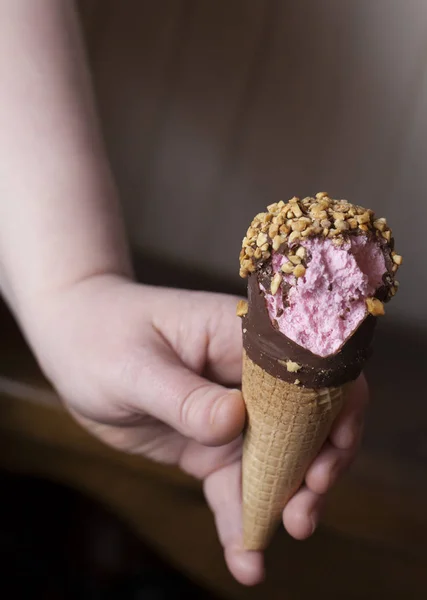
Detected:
left=0, top=1, right=368, bottom=586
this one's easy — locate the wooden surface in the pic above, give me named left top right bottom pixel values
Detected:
left=1, top=296, right=427, bottom=598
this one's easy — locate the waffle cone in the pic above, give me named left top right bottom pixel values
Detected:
left=242, top=351, right=345, bottom=550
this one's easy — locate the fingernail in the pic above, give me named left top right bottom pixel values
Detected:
left=310, top=515, right=318, bottom=535
left=310, top=500, right=326, bottom=535
left=227, top=388, right=242, bottom=395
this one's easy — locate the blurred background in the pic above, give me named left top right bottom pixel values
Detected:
left=1, top=0, right=427, bottom=597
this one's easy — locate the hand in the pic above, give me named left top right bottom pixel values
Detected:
left=25, top=275, right=368, bottom=585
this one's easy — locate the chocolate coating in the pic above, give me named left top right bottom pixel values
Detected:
left=242, top=273, right=377, bottom=388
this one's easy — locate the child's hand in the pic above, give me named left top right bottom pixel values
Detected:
left=25, top=276, right=368, bottom=585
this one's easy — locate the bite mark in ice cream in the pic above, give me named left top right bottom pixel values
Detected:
left=263, top=236, right=386, bottom=357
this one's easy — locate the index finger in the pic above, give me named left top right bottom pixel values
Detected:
left=205, top=294, right=244, bottom=385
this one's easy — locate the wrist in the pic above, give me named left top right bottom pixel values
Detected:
left=10, top=271, right=135, bottom=387
left=2, top=244, right=134, bottom=337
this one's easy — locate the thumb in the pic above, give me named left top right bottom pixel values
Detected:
left=124, top=343, right=246, bottom=446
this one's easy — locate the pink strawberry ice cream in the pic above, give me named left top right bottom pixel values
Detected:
left=262, top=236, right=386, bottom=357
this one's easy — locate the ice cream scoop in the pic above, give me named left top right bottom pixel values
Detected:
left=237, top=193, right=401, bottom=549
left=266, top=235, right=386, bottom=356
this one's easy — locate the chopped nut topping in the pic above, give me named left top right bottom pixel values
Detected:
left=366, top=297, right=385, bottom=316
left=241, top=259, right=254, bottom=272
left=296, top=246, right=307, bottom=259
left=318, top=199, right=330, bottom=210
left=238, top=194, right=400, bottom=289
left=294, top=379, right=301, bottom=385
left=269, top=223, right=279, bottom=238
left=356, top=212, right=370, bottom=224
left=272, top=235, right=284, bottom=251
left=256, top=232, right=268, bottom=247
left=334, top=203, right=350, bottom=213
left=284, top=360, right=302, bottom=373
left=292, top=204, right=303, bottom=218
left=291, top=220, right=307, bottom=232
left=310, top=208, right=327, bottom=220
left=281, top=261, right=295, bottom=274
left=236, top=300, right=248, bottom=317
left=293, top=264, right=306, bottom=278
left=270, top=273, right=282, bottom=295
left=288, top=254, right=302, bottom=265
left=335, top=219, right=349, bottom=231
left=288, top=230, right=301, bottom=243
left=373, top=218, right=387, bottom=231
left=301, top=226, right=315, bottom=237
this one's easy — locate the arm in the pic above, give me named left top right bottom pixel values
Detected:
left=0, top=0, right=131, bottom=319
left=0, top=2, right=257, bottom=582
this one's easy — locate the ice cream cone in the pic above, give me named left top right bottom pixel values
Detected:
left=237, top=193, right=401, bottom=551
left=242, top=351, right=345, bottom=550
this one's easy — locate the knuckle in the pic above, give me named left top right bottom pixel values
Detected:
left=178, top=382, right=216, bottom=438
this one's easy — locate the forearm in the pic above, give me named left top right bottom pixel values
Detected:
left=0, top=0, right=132, bottom=318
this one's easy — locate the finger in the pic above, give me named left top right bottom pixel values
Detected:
left=204, top=461, right=264, bottom=586
left=69, top=405, right=189, bottom=456
left=305, top=441, right=358, bottom=495
left=205, top=294, right=244, bottom=385
left=151, top=290, right=244, bottom=387
left=304, top=376, right=367, bottom=496
left=121, top=342, right=246, bottom=447
left=330, top=374, right=369, bottom=450
left=283, top=486, right=326, bottom=540
left=178, top=436, right=242, bottom=480
left=72, top=406, right=243, bottom=472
